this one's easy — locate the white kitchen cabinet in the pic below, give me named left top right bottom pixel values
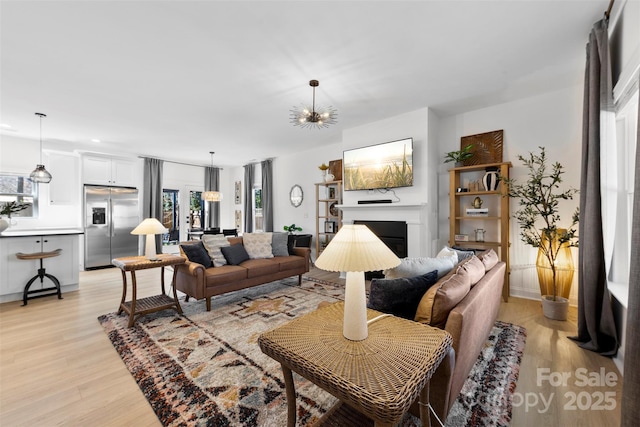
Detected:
left=82, top=155, right=137, bottom=187
left=0, top=234, right=80, bottom=302
left=48, top=152, right=80, bottom=205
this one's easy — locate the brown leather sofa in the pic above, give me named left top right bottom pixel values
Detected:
left=175, top=236, right=311, bottom=311
left=406, top=251, right=506, bottom=423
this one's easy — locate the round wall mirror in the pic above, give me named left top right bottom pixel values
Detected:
left=290, top=185, right=303, bottom=207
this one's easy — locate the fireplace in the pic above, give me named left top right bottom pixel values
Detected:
left=354, top=220, right=407, bottom=279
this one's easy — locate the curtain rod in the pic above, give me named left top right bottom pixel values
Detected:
left=139, top=155, right=223, bottom=170
left=605, top=0, right=615, bottom=19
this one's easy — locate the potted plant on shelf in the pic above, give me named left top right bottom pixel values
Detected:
left=501, top=146, right=579, bottom=320
left=444, top=144, right=474, bottom=167
left=283, top=224, right=302, bottom=234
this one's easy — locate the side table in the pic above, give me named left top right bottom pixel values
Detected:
left=258, top=301, right=453, bottom=427
left=112, top=254, right=185, bottom=328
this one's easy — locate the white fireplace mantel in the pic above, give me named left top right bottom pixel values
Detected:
left=338, top=202, right=431, bottom=257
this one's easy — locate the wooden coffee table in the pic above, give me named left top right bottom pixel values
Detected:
left=258, top=301, right=453, bottom=427
left=112, top=254, right=185, bottom=327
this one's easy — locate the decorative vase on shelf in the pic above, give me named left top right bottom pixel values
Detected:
left=325, top=173, right=334, bottom=182
left=482, top=167, right=499, bottom=191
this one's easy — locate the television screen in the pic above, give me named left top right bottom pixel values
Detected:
left=343, top=138, right=413, bottom=191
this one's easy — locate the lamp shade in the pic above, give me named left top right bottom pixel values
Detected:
left=30, top=165, right=52, bottom=183
left=131, top=218, right=168, bottom=260
left=131, top=218, right=168, bottom=235
left=315, top=224, right=401, bottom=341
left=202, top=191, right=223, bottom=202
left=315, top=224, right=401, bottom=273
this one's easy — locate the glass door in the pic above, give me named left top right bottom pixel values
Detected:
left=162, top=189, right=180, bottom=245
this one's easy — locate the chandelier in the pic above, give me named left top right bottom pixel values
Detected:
left=290, top=80, right=337, bottom=129
left=202, top=151, right=222, bottom=202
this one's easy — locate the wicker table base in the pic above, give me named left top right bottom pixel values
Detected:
left=258, top=302, right=453, bottom=427
left=112, top=254, right=185, bottom=328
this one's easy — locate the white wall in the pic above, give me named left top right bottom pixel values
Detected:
left=437, top=85, right=584, bottom=304
left=273, top=142, right=343, bottom=257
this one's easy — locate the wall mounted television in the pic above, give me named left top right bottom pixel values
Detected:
left=343, top=137, right=413, bottom=191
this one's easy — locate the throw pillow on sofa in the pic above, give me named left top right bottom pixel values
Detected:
left=243, top=232, right=274, bottom=259
left=368, top=271, right=439, bottom=320
left=414, top=269, right=472, bottom=328
left=478, top=248, right=499, bottom=271
left=456, top=255, right=485, bottom=286
left=180, top=241, right=213, bottom=268
left=384, top=254, right=457, bottom=280
left=271, top=232, right=290, bottom=257
left=202, top=234, right=230, bottom=267
left=221, top=244, right=250, bottom=265
left=450, top=246, right=476, bottom=262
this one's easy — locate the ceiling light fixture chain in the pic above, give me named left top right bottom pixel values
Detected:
left=290, top=79, right=337, bottom=129
left=29, top=112, right=52, bottom=183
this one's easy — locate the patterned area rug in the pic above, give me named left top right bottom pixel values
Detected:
left=98, top=277, right=526, bottom=427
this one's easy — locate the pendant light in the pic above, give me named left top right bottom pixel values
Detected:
left=30, top=112, right=52, bottom=183
left=202, top=151, right=222, bottom=202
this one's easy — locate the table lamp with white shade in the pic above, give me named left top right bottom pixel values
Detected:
left=131, top=218, right=168, bottom=260
left=315, top=224, right=401, bottom=341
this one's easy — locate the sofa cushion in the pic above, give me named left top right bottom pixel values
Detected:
left=221, top=244, right=251, bottom=265
left=242, top=232, right=274, bottom=259
left=202, top=234, right=230, bottom=267
left=478, top=249, right=499, bottom=271
left=414, top=270, right=472, bottom=328
left=204, top=265, right=248, bottom=287
left=272, top=232, right=289, bottom=257
left=368, top=271, right=439, bottom=320
left=384, top=254, right=457, bottom=280
left=180, top=241, right=213, bottom=268
left=241, top=259, right=280, bottom=278
left=275, top=255, right=306, bottom=272
left=456, top=255, right=485, bottom=286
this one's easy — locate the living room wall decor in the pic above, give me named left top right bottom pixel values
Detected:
left=460, top=129, right=503, bottom=166
left=235, top=181, right=241, bottom=204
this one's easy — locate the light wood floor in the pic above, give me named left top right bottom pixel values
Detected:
left=0, top=267, right=621, bottom=426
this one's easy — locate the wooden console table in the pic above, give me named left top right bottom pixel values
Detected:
left=258, top=302, right=452, bottom=427
left=112, top=254, right=185, bottom=328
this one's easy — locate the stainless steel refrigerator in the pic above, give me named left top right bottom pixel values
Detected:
left=84, top=185, right=140, bottom=269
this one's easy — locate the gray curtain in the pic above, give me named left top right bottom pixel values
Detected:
left=261, top=159, right=273, bottom=232
left=142, top=157, right=164, bottom=252
left=621, top=78, right=640, bottom=425
left=204, top=166, right=220, bottom=228
left=243, top=163, right=254, bottom=233
left=569, top=19, right=617, bottom=355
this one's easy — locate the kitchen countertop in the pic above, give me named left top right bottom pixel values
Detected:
left=0, top=228, right=84, bottom=238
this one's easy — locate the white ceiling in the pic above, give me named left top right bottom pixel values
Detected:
left=1, top=0, right=608, bottom=167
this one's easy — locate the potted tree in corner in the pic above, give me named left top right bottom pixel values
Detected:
left=501, top=147, right=579, bottom=320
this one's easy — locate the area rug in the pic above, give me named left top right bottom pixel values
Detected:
left=98, top=277, right=526, bottom=427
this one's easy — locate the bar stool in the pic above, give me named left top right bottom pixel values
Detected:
left=16, top=248, right=63, bottom=306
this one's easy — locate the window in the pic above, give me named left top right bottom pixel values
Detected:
left=0, top=174, right=38, bottom=218
left=606, top=86, right=638, bottom=307
left=254, top=187, right=263, bottom=232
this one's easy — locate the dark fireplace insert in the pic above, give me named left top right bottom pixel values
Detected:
left=353, top=220, right=407, bottom=279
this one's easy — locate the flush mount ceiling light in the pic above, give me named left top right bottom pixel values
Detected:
left=290, top=79, right=337, bottom=129
left=30, top=112, right=52, bottom=183
left=202, top=151, right=222, bottom=202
